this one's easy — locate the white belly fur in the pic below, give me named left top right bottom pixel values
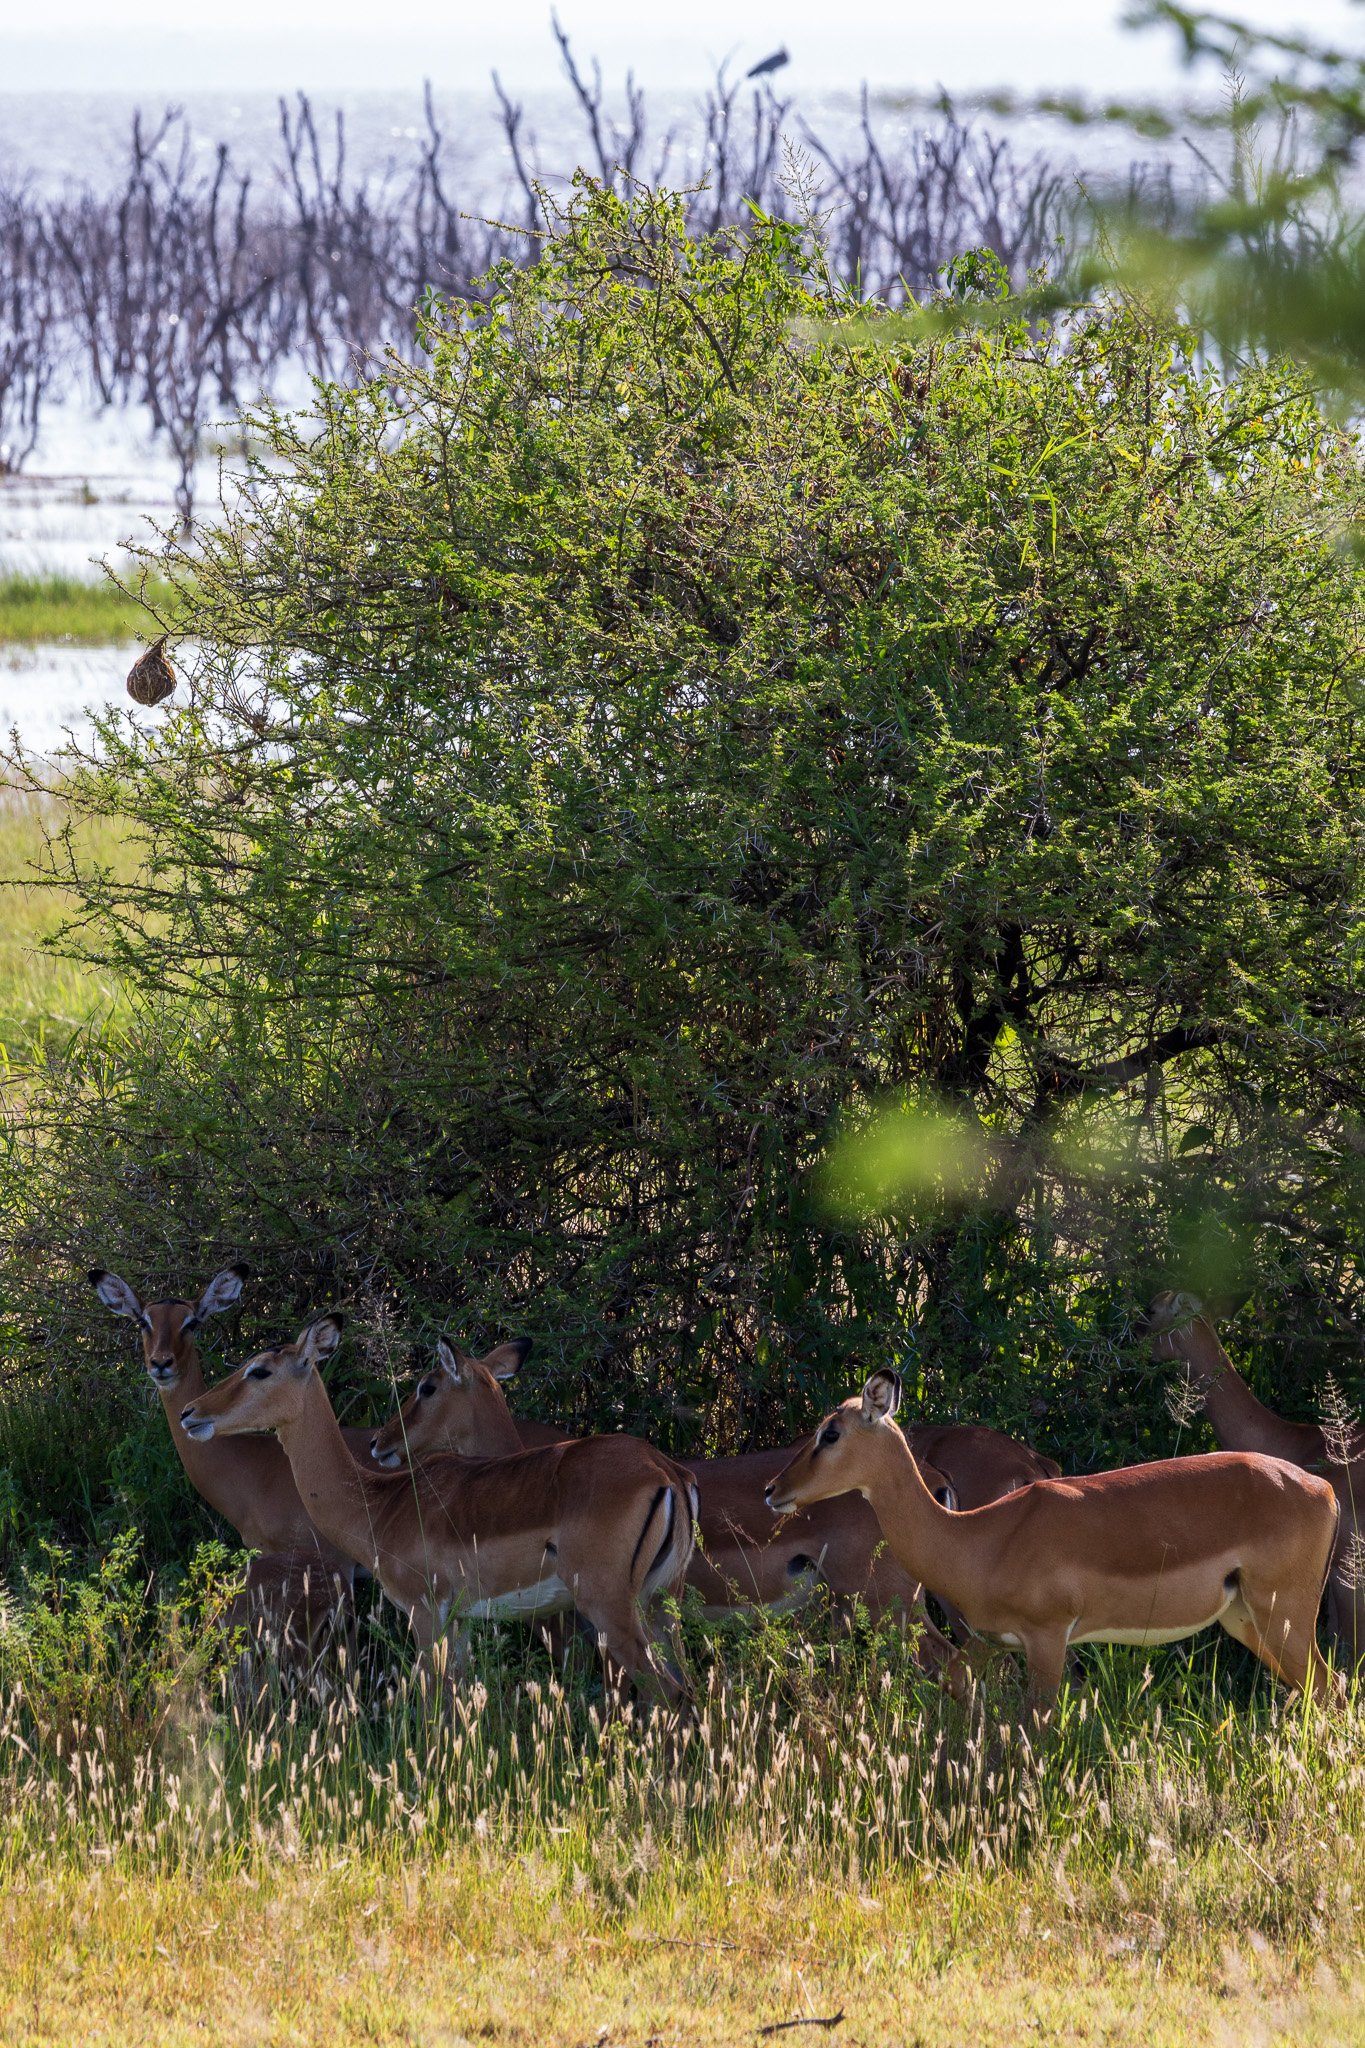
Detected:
left=1068, top=1587, right=1237, bottom=1649
left=465, top=1575, right=572, bottom=1622
left=1071, top=1618, right=1226, bottom=1647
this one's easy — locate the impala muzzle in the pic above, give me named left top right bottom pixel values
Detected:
left=180, top=1402, right=216, bottom=1441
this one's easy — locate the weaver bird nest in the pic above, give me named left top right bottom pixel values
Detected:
left=126, top=636, right=177, bottom=706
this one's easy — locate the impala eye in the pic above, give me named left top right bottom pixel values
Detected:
left=246, top=1363, right=272, bottom=1381
left=819, top=1422, right=841, bottom=1447
left=418, top=1379, right=436, bottom=1399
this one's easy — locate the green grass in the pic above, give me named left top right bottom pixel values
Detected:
left=0, top=786, right=133, bottom=1064
left=1, top=1544, right=1364, bottom=2042
left=0, top=574, right=179, bottom=646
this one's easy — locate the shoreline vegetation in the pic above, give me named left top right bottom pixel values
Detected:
left=0, top=50, right=1078, bottom=525
left=0, top=574, right=174, bottom=646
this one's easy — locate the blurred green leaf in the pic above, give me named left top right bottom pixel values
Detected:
left=823, top=1098, right=994, bottom=1219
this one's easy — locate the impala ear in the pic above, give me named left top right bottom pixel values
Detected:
left=483, top=1337, right=531, bottom=1382
left=185, top=1262, right=250, bottom=1330
left=861, top=1369, right=902, bottom=1423
left=1170, top=1290, right=1204, bottom=1318
left=435, top=1337, right=466, bottom=1385
left=300, top=1314, right=345, bottom=1369
left=88, top=1269, right=145, bottom=1322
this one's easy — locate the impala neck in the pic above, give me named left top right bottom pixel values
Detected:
left=156, top=1344, right=227, bottom=1496
left=858, top=1425, right=994, bottom=1619
left=462, top=1391, right=522, bottom=1456
left=1170, top=1316, right=1327, bottom=1464
left=274, top=1371, right=393, bottom=1568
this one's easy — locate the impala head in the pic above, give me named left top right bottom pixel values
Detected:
left=88, top=1263, right=249, bottom=1390
left=179, top=1314, right=344, bottom=1441
left=1143, top=1289, right=1209, bottom=1355
left=370, top=1335, right=532, bottom=1465
left=765, top=1369, right=906, bottom=1516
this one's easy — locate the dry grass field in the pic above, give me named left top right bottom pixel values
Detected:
left=3, top=1862, right=1363, bottom=2047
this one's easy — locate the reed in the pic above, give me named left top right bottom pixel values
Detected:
left=0, top=574, right=177, bottom=646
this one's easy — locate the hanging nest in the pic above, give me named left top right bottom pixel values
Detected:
left=126, top=636, right=177, bottom=707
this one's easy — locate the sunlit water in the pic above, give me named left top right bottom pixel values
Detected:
left=0, top=86, right=1150, bottom=201
left=0, top=642, right=139, bottom=756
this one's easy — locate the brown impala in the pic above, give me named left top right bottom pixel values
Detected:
left=764, top=1368, right=1340, bottom=1710
left=179, top=1315, right=697, bottom=1705
left=368, top=1336, right=1058, bottom=1684
left=1147, top=1289, right=1365, bottom=1668
left=89, top=1263, right=363, bottom=1665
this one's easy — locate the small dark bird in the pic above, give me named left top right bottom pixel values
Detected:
left=746, top=46, right=789, bottom=79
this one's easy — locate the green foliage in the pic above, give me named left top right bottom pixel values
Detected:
left=5, top=181, right=1365, bottom=1553
left=0, top=1531, right=240, bottom=1757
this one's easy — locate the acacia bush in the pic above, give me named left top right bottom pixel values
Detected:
left=5, top=181, right=1365, bottom=1555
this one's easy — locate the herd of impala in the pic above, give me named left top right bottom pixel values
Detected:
left=86, top=1264, right=1358, bottom=1716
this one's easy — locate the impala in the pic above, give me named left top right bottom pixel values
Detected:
left=180, top=1315, right=697, bottom=1704
left=365, top=1339, right=944, bottom=1629
left=369, top=1336, right=1058, bottom=1682
left=1147, top=1290, right=1365, bottom=1667
left=764, top=1368, right=1340, bottom=1708
left=89, top=1263, right=361, bottom=1666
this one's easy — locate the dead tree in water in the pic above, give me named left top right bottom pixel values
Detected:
left=0, top=45, right=1080, bottom=517
left=0, top=187, right=58, bottom=475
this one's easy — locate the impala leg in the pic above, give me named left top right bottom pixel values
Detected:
left=654, top=1600, right=691, bottom=1702
left=286, top=1562, right=356, bottom=1691
left=1020, top=1630, right=1070, bottom=1726
left=1327, top=1571, right=1365, bottom=1675
left=898, top=1600, right=969, bottom=1701
left=573, top=1583, right=688, bottom=1711
left=407, top=1602, right=467, bottom=1707
left=858, top=1556, right=966, bottom=1696
left=1222, top=1580, right=1339, bottom=1704
left=581, top=1609, right=649, bottom=1713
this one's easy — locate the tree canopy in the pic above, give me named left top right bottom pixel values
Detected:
left=9, top=181, right=1365, bottom=1521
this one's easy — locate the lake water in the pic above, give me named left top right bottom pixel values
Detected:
left=0, top=84, right=1170, bottom=203
left=0, top=642, right=137, bottom=757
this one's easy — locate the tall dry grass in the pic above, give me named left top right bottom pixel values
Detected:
left=0, top=1540, right=1360, bottom=1972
